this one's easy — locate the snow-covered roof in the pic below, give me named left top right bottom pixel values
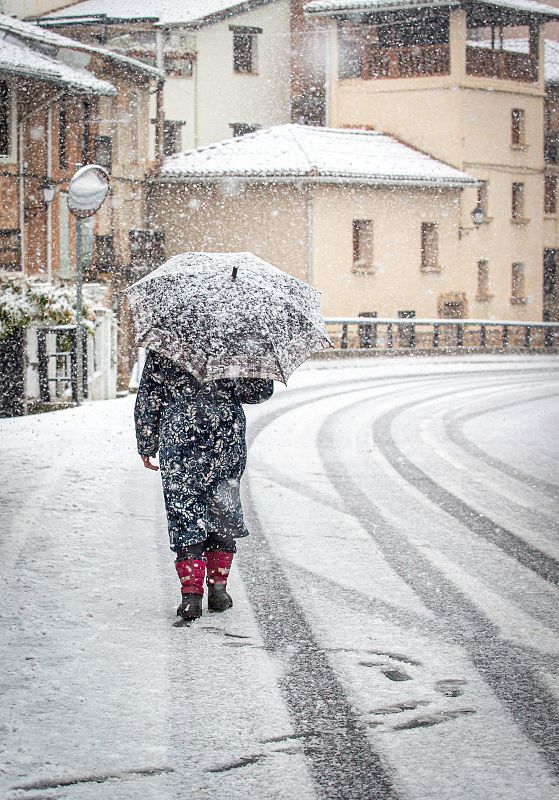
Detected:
left=304, top=0, right=559, bottom=20
left=470, top=37, right=559, bottom=82
left=0, top=14, right=163, bottom=78
left=159, top=124, right=477, bottom=189
left=0, top=23, right=116, bottom=93
left=41, top=0, right=273, bottom=28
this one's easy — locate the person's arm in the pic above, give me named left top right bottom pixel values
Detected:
left=233, top=378, right=274, bottom=405
left=134, top=351, right=164, bottom=468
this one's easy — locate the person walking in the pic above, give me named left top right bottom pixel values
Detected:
left=135, top=349, right=273, bottom=624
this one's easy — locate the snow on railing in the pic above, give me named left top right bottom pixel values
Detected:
left=323, top=317, right=559, bottom=352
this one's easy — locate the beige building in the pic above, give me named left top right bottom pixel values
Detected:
left=149, top=124, right=478, bottom=319
left=304, top=0, right=559, bottom=320
left=39, top=0, right=295, bottom=153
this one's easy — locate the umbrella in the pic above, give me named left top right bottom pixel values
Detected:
left=124, top=251, right=332, bottom=383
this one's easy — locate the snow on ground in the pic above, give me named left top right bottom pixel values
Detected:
left=1, top=355, right=558, bottom=800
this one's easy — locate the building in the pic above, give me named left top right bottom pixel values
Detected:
left=39, top=0, right=298, bottom=153
left=149, top=124, right=478, bottom=320
left=0, top=14, right=163, bottom=405
left=303, top=0, right=559, bottom=320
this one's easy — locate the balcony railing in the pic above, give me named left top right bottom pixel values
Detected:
left=466, top=47, right=537, bottom=83
left=323, top=318, right=559, bottom=353
left=362, top=44, right=450, bottom=79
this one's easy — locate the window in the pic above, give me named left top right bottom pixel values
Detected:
left=0, top=228, right=20, bottom=270
left=94, top=235, right=115, bottom=272
left=438, top=293, right=467, bottom=318
left=477, top=181, right=488, bottom=218
left=129, top=229, right=165, bottom=274
left=511, top=109, right=525, bottom=146
left=231, top=26, right=260, bottom=73
left=164, top=52, right=194, bottom=77
left=163, top=120, right=184, bottom=156
left=476, top=259, right=492, bottom=301
left=511, top=182, right=525, bottom=221
left=94, top=135, right=112, bottom=172
left=0, top=81, right=12, bottom=158
left=352, top=219, right=374, bottom=273
left=545, top=175, right=557, bottom=215
left=511, top=262, right=527, bottom=304
left=229, top=123, right=260, bottom=138
left=421, top=222, right=439, bottom=271
left=59, top=99, right=67, bottom=170
left=545, top=133, right=559, bottom=164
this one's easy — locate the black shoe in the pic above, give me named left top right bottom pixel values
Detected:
left=176, top=594, right=203, bottom=621
left=207, top=584, right=233, bottom=612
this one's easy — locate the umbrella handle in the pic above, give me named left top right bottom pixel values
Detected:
left=232, top=266, right=238, bottom=280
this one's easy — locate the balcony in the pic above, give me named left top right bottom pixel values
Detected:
left=339, top=42, right=538, bottom=84
left=466, top=46, right=537, bottom=83
left=360, top=44, right=450, bottom=80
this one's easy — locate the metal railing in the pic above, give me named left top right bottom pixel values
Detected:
left=36, top=325, right=88, bottom=403
left=323, top=317, right=559, bottom=353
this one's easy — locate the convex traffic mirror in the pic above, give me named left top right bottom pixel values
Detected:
left=68, top=164, right=110, bottom=218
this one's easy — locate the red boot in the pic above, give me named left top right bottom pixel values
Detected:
left=175, top=557, right=206, bottom=621
left=205, top=550, right=234, bottom=612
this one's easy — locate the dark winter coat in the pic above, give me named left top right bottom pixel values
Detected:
left=134, top=350, right=273, bottom=550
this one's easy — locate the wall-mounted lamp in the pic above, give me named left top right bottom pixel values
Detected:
left=42, top=182, right=56, bottom=205
left=459, top=203, right=485, bottom=239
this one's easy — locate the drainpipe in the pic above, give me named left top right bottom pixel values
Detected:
left=18, top=116, right=25, bottom=274
left=155, top=29, right=165, bottom=161
left=46, top=103, right=53, bottom=282
left=306, top=189, right=313, bottom=285
left=194, top=53, right=199, bottom=147
left=155, top=79, right=165, bottom=164
left=323, top=27, right=330, bottom=128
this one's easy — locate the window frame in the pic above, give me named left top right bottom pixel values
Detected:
left=476, top=258, right=492, bottom=302
left=511, top=108, right=526, bottom=147
left=420, top=221, right=440, bottom=272
left=59, top=98, right=68, bottom=170
left=163, top=120, right=185, bottom=156
left=511, top=261, right=527, bottom=304
left=351, top=218, right=375, bottom=274
left=0, top=80, right=16, bottom=163
left=231, top=25, right=261, bottom=74
left=545, top=174, right=557, bottom=215
left=511, top=181, right=527, bottom=222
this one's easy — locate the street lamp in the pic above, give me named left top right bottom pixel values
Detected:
left=67, top=165, right=110, bottom=404
left=42, top=182, right=56, bottom=205
left=459, top=202, right=486, bottom=239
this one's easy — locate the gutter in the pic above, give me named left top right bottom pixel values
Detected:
left=152, top=174, right=480, bottom=189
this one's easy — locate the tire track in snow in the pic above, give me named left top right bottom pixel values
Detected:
left=316, top=376, right=559, bottom=779
left=443, top=395, right=559, bottom=502
left=240, top=369, right=551, bottom=798
left=371, top=388, right=559, bottom=585
left=242, top=379, right=411, bottom=800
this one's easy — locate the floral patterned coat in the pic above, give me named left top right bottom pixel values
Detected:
left=134, top=350, right=273, bottom=550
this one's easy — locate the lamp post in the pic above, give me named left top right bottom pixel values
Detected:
left=67, top=165, right=110, bottom=404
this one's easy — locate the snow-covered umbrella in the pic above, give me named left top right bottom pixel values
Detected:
left=124, top=251, right=332, bottom=383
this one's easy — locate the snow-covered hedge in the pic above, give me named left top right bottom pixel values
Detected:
left=0, top=275, right=95, bottom=341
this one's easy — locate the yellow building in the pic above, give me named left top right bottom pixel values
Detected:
left=304, top=0, right=559, bottom=320
left=150, top=124, right=478, bottom=320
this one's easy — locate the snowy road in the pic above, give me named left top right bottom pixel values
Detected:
left=1, top=356, right=559, bottom=800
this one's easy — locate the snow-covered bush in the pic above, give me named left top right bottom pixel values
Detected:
left=0, top=275, right=95, bottom=341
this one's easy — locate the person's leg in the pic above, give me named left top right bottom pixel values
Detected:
left=174, top=542, right=206, bottom=622
left=204, top=480, right=245, bottom=612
